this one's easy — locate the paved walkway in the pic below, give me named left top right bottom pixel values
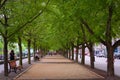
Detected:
left=14, top=55, right=104, bottom=80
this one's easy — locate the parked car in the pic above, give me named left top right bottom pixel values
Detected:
left=114, top=54, right=120, bottom=59
left=96, top=53, right=105, bottom=57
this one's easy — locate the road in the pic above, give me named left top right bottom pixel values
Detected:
left=75, top=55, right=120, bottom=77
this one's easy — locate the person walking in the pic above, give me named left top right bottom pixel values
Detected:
left=9, top=50, right=15, bottom=60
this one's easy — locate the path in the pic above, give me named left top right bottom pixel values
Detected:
left=14, top=55, right=104, bottom=80
left=0, top=58, right=33, bottom=80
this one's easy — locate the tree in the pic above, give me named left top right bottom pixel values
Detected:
left=78, top=0, right=120, bottom=78
left=0, top=0, right=50, bottom=76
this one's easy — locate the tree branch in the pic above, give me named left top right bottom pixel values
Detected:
left=105, top=4, right=113, bottom=45
left=112, top=39, right=120, bottom=50
left=80, top=18, right=94, bottom=34
left=0, top=0, right=7, bottom=9
left=0, top=31, right=5, bottom=37
left=8, top=0, right=50, bottom=39
left=80, top=23, right=87, bottom=43
left=0, top=20, right=5, bottom=25
left=80, top=18, right=106, bottom=45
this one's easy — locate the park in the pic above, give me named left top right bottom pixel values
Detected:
left=0, top=0, right=120, bottom=80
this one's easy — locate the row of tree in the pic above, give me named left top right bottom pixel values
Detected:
left=0, top=0, right=120, bottom=79
left=0, top=0, right=51, bottom=76
left=47, top=0, right=120, bottom=79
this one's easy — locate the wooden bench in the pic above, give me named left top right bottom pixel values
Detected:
left=8, top=60, right=23, bottom=73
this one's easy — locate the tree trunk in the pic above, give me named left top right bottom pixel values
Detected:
left=81, top=43, right=85, bottom=65
left=68, top=49, right=71, bottom=59
left=33, top=40, right=36, bottom=61
left=80, top=24, right=86, bottom=64
left=27, top=39, right=31, bottom=64
left=2, top=14, right=9, bottom=76
left=65, top=49, right=69, bottom=58
left=105, top=4, right=114, bottom=78
left=3, top=37, right=8, bottom=76
left=72, top=45, right=74, bottom=60
left=106, top=45, right=114, bottom=78
left=62, top=49, right=65, bottom=57
left=76, top=46, right=79, bottom=62
left=66, top=49, right=68, bottom=58
left=18, top=36, right=23, bottom=66
left=88, top=42, right=95, bottom=68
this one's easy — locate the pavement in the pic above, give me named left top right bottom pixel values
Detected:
left=0, top=55, right=120, bottom=80
left=13, top=55, right=104, bottom=80
left=0, top=58, right=33, bottom=80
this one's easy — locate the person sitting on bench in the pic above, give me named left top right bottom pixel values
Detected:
left=35, top=52, right=40, bottom=61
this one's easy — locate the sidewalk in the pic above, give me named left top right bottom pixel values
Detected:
left=0, top=58, right=33, bottom=80
left=13, top=55, right=105, bottom=80
left=0, top=55, right=120, bottom=80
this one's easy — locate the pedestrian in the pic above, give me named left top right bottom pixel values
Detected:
left=35, top=52, right=40, bottom=61
left=9, top=50, right=15, bottom=60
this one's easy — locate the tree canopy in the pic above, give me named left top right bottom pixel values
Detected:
left=0, top=0, right=120, bottom=77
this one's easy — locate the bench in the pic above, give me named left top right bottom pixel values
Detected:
left=8, top=60, right=23, bottom=73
